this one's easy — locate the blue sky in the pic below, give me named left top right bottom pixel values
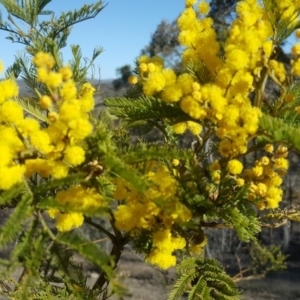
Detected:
left=0, top=0, right=296, bottom=80
left=0, top=0, right=184, bottom=79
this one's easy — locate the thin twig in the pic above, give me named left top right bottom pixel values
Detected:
left=84, top=218, right=116, bottom=243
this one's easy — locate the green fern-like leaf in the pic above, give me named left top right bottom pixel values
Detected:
left=168, top=258, right=241, bottom=300
left=105, top=95, right=184, bottom=121
left=56, top=231, right=113, bottom=276
left=259, top=113, right=300, bottom=152
left=0, top=193, right=33, bottom=247
left=221, top=202, right=260, bottom=242
left=168, top=267, right=200, bottom=300
left=15, top=97, right=48, bottom=122
left=123, top=143, right=194, bottom=165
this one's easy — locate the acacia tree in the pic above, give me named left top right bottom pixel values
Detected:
left=0, top=1, right=300, bottom=300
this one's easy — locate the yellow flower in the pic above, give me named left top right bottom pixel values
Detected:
left=186, top=121, right=202, bottom=135
left=172, top=159, right=180, bottom=166
left=160, top=84, right=182, bottom=102
left=30, top=130, right=53, bottom=154
left=0, top=60, right=3, bottom=73
left=128, top=75, right=138, bottom=84
left=185, top=0, right=196, bottom=7
left=60, top=80, right=77, bottom=101
left=274, top=158, right=289, bottom=171
left=226, top=49, right=249, bottom=70
left=143, top=71, right=166, bottom=95
left=198, top=1, right=210, bottom=14
left=59, top=66, right=73, bottom=81
left=0, top=100, right=23, bottom=123
left=50, top=161, right=69, bottom=179
left=33, top=52, right=55, bottom=69
left=236, top=178, right=245, bottom=187
left=16, top=118, right=40, bottom=139
left=39, top=95, right=52, bottom=109
left=0, top=165, right=25, bottom=190
left=264, top=144, right=274, bottom=153
left=46, top=71, right=63, bottom=89
left=0, top=79, right=19, bottom=104
left=172, top=122, right=187, bottom=134
left=0, top=144, right=13, bottom=166
left=64, top=146, right=85, bottom=166
left=227, top=159, right=243, bottom=175
left=55, top=212, right=84, bottom=232
left=292, top=43, right=300, bottom=56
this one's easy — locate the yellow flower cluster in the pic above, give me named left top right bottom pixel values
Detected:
left=113, top=162, right=191, bottom=268
left=48, top=185, right=106, bottom=231
left=146, top=229, right=186, bottom=269
left=114, top=162, right=191, bottom=232
left=0, top=53, right=99, bottom=230
left=240, top=145, right=288, bottom=209
left=131, top=0, right=268, bottom=157
left=0, top=53, right=96, bottom=189
left=0, top=76, right=26, bottom=189
left=128, top=0, right=299, bottom=211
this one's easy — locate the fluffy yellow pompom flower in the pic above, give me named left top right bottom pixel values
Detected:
left=50, top=161, right=69, bottom=179
left=0, top=79, right=19, bottom=104
left=0, top=60, right=3, bottom=73
left=198, top=0, right=210, bottom=14
left=37, top=67, right=48, bottom=83
left=146, top=229, right=186, bottom=269
left=172, top=159, right=180, bottom=167
left=39, top=95, right=52, bottom=109
left=160, top=85, right=183, bottom=102
left=227, top=159, right=243, bottom=175
left=264, top=144, right=274, bottom=153
left=33, top=52, right=55, bottom=69
left=186, top=121, right=202, bottom=135
left=0, top=100, right=23, bottom=123
left=172, top=122, right=187, bottom=134
left=30, top=130, right=53, bottom=154
left=59, top=66, right=73, bottom=81
left=292, top=44, right=300, bottom=57
left=64, top=146, right=85, bottom=166
left=60, top=80, right=77, bottom=101
left=236, top=178, right=245, bottom=187
left=185, top=0, right=196, bottom=7
left=16, top=118, right=40, bottom=138
left=0, top=165, right=25, bottom=190
left=128, top=75, right=138, bottom=85
left=68, top=118, right=93, bottom=140
left=55, top=185, right=105, bottom=213
left=55, top=212, right=84, bottom=232
left=46, top=71, right=63, bottom=89
left=0, top=144, right=13, bottom=166
left=226, top=49, right=249, bottom=70
left=143, top=71, right=166, bottom=95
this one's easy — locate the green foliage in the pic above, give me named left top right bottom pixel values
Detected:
left=15, top=96, right=48, bottom=122
left=221, top=203, right=261, bottom=242
left=259, top=113, right=300, bottom=152
left=105, top=95, right=185, bottom=121
left=0, top=192, right=33, bottom=247
left=249, top=241, right=288, bottom=275
left=168, top=257, right=242, bottom=300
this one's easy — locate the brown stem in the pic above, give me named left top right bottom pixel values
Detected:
left=92, top=215, right=131, bottom=293
left=254, top=66, right=269, bottom=108
left=92, top=240, right=126, bottom=292
left=85, top=217, right=116, bottom=243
